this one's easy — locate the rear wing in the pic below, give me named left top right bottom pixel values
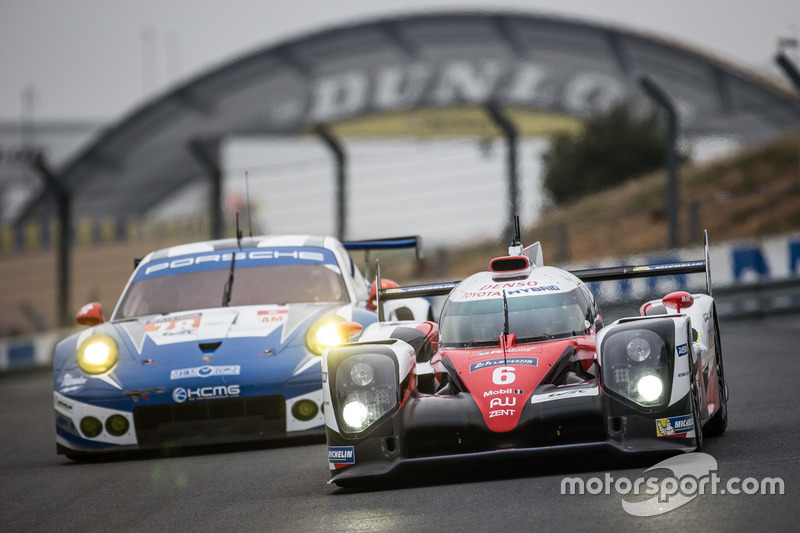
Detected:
left=375, top=230, right=713, bottom=321
left=343, top=235, right=422, bottom=258
left=344, top=236, right=422, bottom=280
left=573, top=230, right=713, bottom=297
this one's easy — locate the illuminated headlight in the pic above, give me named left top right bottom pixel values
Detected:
left=77, top=334, right=119, bottom=375
left=633, top=373, right=664, bottom=404
left=305, top=315, right=347, bottom=355
left=332, top=352, right=398, bottom=435
left=626, top=337, right=651, bottom=362
left=600, top=320, right=674, bottom=409
left=342, top=400, right=369, bottom=429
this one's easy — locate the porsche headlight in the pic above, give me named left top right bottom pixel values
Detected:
left=305, top=315, right=347, bottom=355
left=330, top=352, right=398, bottom=435
left=77, top=334, right=119, bottom=375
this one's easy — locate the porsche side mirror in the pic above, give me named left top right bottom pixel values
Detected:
left=366, top=278, right=399, bottom=310
left=76, top=302, right=105, bottom=326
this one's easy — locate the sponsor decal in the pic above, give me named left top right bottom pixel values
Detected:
left=477, top=347, right=531, bottom=356
left=55, top=398, right=73, bottom=411
left=507, top=285, right=561, bottom=295
left=172, top=384, right=241, bottom=403
left=145, top=314, right=201, bottom=334
left=489, top=397, right=517, bottom=408
left=140, top=249, right=329, bottom=278
left=61, top=373, right=87, bottom=388
left=321, top=372, right=327, bottom=383
left=489, top=409, right=515, bottom=418
left=632, top=262, right=704, bottom=273
left=531, top=387, right=599, bottom=403
left=483, top=388, right=524, bottom=397
left=258, top=309, right=288, bottom=323
left=462, top=285, right=560, bottom=299
left=170, top=365, right=240, bottom=380
left=469, top=357, right=537, bottom=372
left=59, top=373, right=88, bottom=393
left=656, top=414, right=694, bottom=437
left=328, top=446, right=355, bottom=465
left=479, top=281, right=539, bottom=290
left=677, top=344, right=689, bottom=357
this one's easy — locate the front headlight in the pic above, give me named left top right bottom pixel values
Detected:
left=331, top=352, right=398, bottom=435
left=342, top=399, right=369, bottom=429
left=600, top=319, right=674, bottom=409
left=77, top=334, right=119, bottom=375
left=626, top=337, right=651, bottom=362
left=305, top=315, right=347, bottom=355
left=632, top=372, right=664, bottom=404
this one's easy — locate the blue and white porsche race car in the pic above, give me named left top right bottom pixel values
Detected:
left=53, top=234, right=430, bottom=458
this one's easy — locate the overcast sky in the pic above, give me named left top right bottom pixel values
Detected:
left=1, top=0, right=798, bottom=122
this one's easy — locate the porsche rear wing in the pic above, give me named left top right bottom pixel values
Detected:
left=344, top=236, right=422, bottom=280
left=343, top=236, right=422, bottom=259
left=375, top=231, right=713, bottom=321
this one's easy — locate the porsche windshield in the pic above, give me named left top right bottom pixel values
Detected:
left=439, top=288, right=591, bottom=347
left=117, top=248, right=348, bottom=318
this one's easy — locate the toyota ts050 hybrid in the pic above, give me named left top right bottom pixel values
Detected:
left=53, top=234, right=431, bottom=458
left=322, top=229, right=727, bottom=486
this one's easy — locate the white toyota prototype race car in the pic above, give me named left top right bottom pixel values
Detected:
left=53, top=234, right=431, bottom=458
left=321, top=229, right=728, bottom=486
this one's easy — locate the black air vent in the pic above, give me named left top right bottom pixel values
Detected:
left=199, top=342, right=222, bottom=353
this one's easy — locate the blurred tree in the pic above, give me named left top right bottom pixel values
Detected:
left=542, top=105, right=678, bottom=204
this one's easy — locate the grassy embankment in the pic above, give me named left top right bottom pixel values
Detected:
left=443, top=134, right=800, bottom=279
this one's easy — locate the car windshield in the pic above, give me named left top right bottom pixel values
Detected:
left=117, top=252, right=348, bottom=319
left=439, top=288, right=589, bottom=347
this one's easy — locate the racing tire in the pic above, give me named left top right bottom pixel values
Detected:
left=691, top=383, right=703, bottom=452
left=703, top=312, right=728, bottom=437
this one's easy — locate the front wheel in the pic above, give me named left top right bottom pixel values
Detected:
left=692, top=383, right=704, bottom=452
left=703, top=311, right=728, bottom=437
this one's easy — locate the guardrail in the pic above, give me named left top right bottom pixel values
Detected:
left=3, top=232, right=800, bottom=373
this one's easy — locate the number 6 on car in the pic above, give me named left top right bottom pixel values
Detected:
left=322, top=223, right=727, bottom=487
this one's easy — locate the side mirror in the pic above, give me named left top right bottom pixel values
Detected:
left=366, top=279, right=400, bottom=310
left=662, top=291, right=694, bottom=313
left=76, top=302, right=104, bottom=326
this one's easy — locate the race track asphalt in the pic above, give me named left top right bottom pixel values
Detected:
left=0, top=320, right=796, bottom=532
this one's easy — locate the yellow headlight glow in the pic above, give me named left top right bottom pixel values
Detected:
left=305, top=315, right=347, bottom=355
left=77, top=334, right=119, bottom=375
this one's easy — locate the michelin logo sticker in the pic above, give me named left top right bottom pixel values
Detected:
left=656, top=414, right=694, bottom=437
left=328, top=446, right=355, bottom=465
